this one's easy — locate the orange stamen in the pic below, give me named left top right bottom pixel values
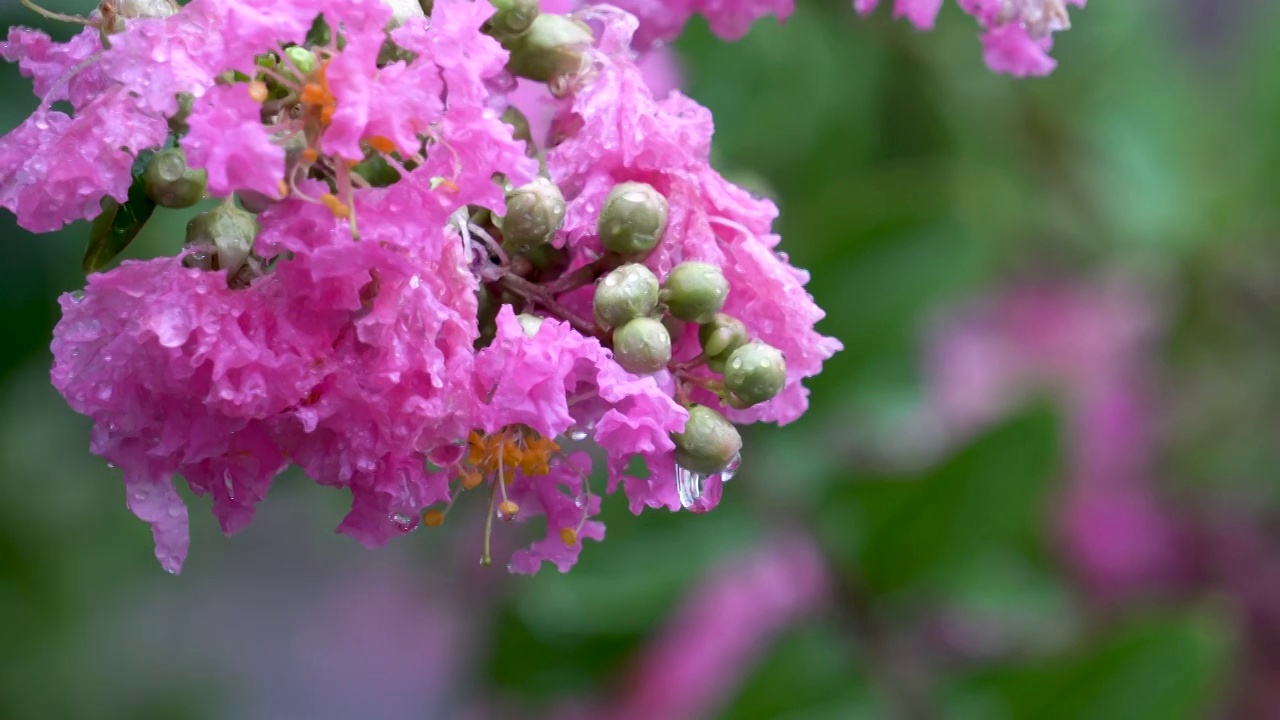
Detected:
left=368, top=135, right=397, bottom=154
left=248, top=80, right=269, bottom=102
left=301, top=147, right=319, bottom=163
left=423, top=508, right=446, bottom=527
left=560, top=527, right=578, bottom=547
left=498, top=499, right=519, bottom=520
left=277, top=179, right=290, bottom=198
left=320, top=192, right=351, bottom=219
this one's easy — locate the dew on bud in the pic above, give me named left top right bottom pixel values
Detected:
left=141, top=148, right=208, bottom=209
left=500, top=178, right=566, bottom=253
left=593, top=263, right=660, bottom=330
left=675, top=462, right=705, bottom=509
left=185, top=203, right=259, bottom=278
left=598, top=182, right=668, bottom=255
left=662, top=261, right=728, bottom=323
left=612, top=316, right=672, bottom=374
left=723, top=341, right=786, bottom=406
left=672, top=405, right=742, bottom=476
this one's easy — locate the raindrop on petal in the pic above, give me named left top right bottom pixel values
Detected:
left=675, top=462, right=705, bottom=509
left=720, top=453, right=742, bottom=483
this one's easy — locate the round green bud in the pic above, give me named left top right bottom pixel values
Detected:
left=285, top=46, right=317, bottom=75
left=598, top=182, right=668, bottom=255
left=484, top=0, right=539, bottom=38
left=593, top=264, right=660, bottom=330
left=723, top=341, right=786, bottom=407
left=501, top=178, right=566, bottom=253
left=611, top=316, right=671, bottom=375
left=504, top=14, right=593, bottom=83
left=698, top=313, right=749, bottom=362
left=185, top=204, right=259, bottom=276
left=141, top=148, right=208, bottom=208
left=673, top=405, right=743, bottom=476
left=662, top=261, right=728, bottom=323
left=517, top=313, right=544, bottom=338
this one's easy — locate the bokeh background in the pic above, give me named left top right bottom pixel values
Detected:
left=2, top=0, right=1277, bottom=717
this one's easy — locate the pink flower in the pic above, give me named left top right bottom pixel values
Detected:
left=858, top=0, right=1086, bottom=76
left=573, top=535, right=828, bottom=720
left=598, top=0, right=795, bottom=50
left=547, top=10, right=840, bottom=426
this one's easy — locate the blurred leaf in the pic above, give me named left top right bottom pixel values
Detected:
left=819, top=405, right=1060, bottom=595
left=955, top=611, right=1230, bottom=720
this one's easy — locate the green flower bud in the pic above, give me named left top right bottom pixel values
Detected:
left=662, top=261, right=728, bottom=323
left=723, top=341, right=786, bottom=407
left=504, top=14, right=593, bottom=83
left=185, top=203, right=259, bottom=276
left=517, top=313, right=544, bottom=338
left=598, top=181, right=668, bottom=255
left=698, top=313, right=749, bottom=361
left=141, top=148, right=208, bottom=209
left=285, top=45, right=317, bottom=75
left=611, top=316, right=671, bottom=375
left=525, top=242, right=571, bottom=280
left=673, top=405, right=743, bottom=476
left=484, top=0, right=539, bottom=38
left=500, top=178, right=566, bottom=253
left=593, top=263, right=660, bottom=330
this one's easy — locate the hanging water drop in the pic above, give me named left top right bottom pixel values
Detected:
left=720, top=453, right=742, bottom=483
left=568, top=426, right=588, bottom=441
left=675, top=462, right=705, bottom=509
left=390, top=512, right=417, bottom=532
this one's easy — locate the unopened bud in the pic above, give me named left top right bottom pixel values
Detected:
left=593, top=263, right=659, bottom=330
left=699, top=313, right=749, bottom=362
left=141, top=148, right=207, bottom=208
left=723, top=341, right=786, bottom=407
left=484, top=0, right=539, bottom=38
left=662, top=261, right=728, bottom=323
left=673, top=405, right=743, bottom=475
left=516, top=313, right=544, bottom=338
left=612, top=316, right=671, bottom=374
left=501, top=178, right=566, bottom=253
left=185, top=203, right=258, bottom=276
left=504, top=14, right=593, bottom=83
left=284, top=46, right=317, bottom=75
left=598, top=182, right=668, bottom=255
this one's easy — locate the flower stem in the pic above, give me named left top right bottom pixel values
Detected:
left=497, top=272, right=607, bottom=341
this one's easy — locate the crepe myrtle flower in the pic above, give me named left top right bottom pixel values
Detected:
left=5, top=0, right=889, bottom=575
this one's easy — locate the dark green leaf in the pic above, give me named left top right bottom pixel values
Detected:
left=82, top=173, right=158, bottom=274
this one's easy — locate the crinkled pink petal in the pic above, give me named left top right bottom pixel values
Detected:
left=853, top=0, right=944, bottom=29
left=508, top=452, right=606, bottom=573
left=979, top=22, right=1057, bottom=77
left=2, top=26, right=108, bottom=106
left=0, top=89, right=167, bottom=232
left=183, top=83, right=286, bottom=198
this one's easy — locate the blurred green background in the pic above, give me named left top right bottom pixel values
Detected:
left=2, top=0, right=1277, bottom=717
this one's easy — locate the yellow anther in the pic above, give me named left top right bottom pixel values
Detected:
left=248, top=80, right=269, bottom=102
left=498, top=499, right=519, bottom=519
left=560, top=527, right=578, bottom=547
left=320, top=192, right=351, bottom=219
left=423, top=508, right=445, bottom=527
left=368, top=135, right=397, bottom=154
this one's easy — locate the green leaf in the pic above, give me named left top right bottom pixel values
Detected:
left=82, top=164, right=158, bottom=274
left=956, top=612, right=1231, bottom=720
left=818, top=405, right=1061, bottom=595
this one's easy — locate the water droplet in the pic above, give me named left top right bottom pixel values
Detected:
left=409, top=275, right=422, bottom=289
left=573, top=495, right=586, bottom=508
left=720, top=453, right=742, bottom=483
left=223, top=471, right=235, bottom=500
left=731, top=357, right=743, bottom=370
left=390, top=512, right=417, bottom=532
left=69, top=290, right=86, bottom=303
left=568, top=427, right=588, bottom=441
left=675, top=462, right=705, bottom=509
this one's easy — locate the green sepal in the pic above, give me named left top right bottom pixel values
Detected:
left=83, top=153, right=159, bottom=273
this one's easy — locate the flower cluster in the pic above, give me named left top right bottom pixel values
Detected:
left=2, top=0, right=839, bottom=573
